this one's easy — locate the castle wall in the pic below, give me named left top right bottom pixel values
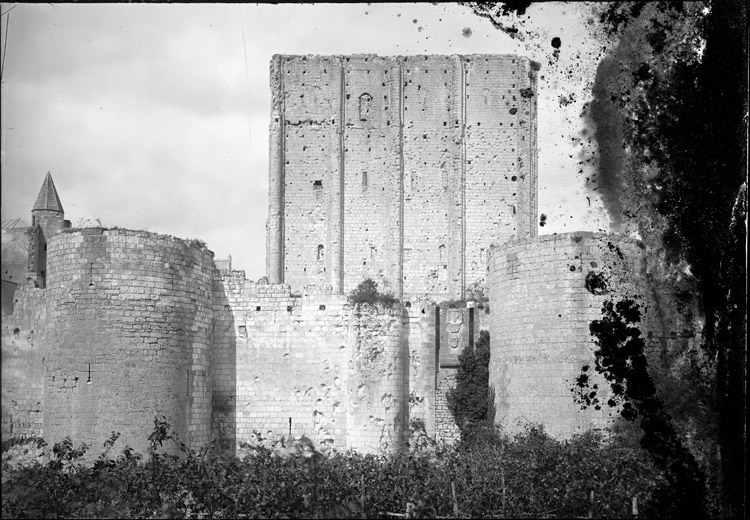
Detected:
left=343, top=56, right=403, bottom=298
left=346, top=302, right=408, bottom=451
left=42, top=229, right=215, bottom=456
left=463, top=56, right=538, bottom=287
left=404, top=302, right=438, bottom=437
left=1, top=283, right=47, bottom=439
left=269, top=54, right=538, bottom=302
left=212, top=278, right=353, bottom=451
left=487, top=232, right=647, bottom=438
left=214, top=274, right=415, bottom=454
left=401, top=55, right=461, bottom=300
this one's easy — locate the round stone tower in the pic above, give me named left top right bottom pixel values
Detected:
left=487, top=232, right=648, bottom=438
left=42, top=228, right=216, bottom=456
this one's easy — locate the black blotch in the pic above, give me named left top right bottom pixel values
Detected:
left=585, top=271, right=609, bottom=295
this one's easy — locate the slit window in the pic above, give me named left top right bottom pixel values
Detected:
left=317, top=244, right=325, bottom=261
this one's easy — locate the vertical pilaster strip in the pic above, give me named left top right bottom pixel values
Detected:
left=267, top=54, right=285, bottom=283
left=528, top=60, right=539, bottom=239
left=397, top=58, right=405, bottom=301
left=460, top=57, right=467, bottom=300
left=449, top=57, right=468, bottom=301
left=328, top=57, right=344, bottom=294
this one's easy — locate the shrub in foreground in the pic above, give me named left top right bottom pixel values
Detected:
left=3, top=418, right=676, bottom=518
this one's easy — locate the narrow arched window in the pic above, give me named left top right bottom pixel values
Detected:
left=439, top=244, right=446, bottom=264
left=362, top=171, right=368, bottom=191
left=317, top=244, right=325, bottom=261
left=359, top=93, right=373, bottom=121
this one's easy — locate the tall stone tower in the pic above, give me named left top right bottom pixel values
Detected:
left=28, top=172, right=68, bottom=288
left=267, top=54, right=538, bottom=302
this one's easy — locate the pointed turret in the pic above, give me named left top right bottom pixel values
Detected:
left=29, top=172, right=67, bottom=288
left=33, top=172, right=64, bottom=214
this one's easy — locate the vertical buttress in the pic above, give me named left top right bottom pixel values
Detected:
left=397, top=58, right=405, bottom=301
left=328, top=57, right=345, bottom=293
left=267, top=54, right=285, bottom=283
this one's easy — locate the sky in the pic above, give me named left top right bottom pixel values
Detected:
left=1, top=2, right=613, bottom=280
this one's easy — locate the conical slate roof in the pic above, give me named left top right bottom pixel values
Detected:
left=32, top=172, right=64, bottom=213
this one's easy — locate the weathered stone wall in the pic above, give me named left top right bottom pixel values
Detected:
left=404, top=302, right=437, bottom=437
left=213, top=273, right=415, bottom=454
left=42, top=229, right=215, bottom=456
left=342, top=56, right=403, bottom=298
left=1, top=283, right=47, bottom=440
left=346, top=302, right=407, bottom=452
left=213, top=278, right=352, bottom=452
left=488, top=232, right=648, bottom=438
left=269, top=54, right=538, bottom=302
left=435, top=370, right=460, bottom=443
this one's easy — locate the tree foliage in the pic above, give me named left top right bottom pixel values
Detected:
left=574, top=299, right=708, bottom=518
left=583, top=3, right=747, bottom=517
left=347, top=278, right=398, bottom=307
left=446, top=330, right=492, bottom=435
left=463, top=1, right=746, bottom=516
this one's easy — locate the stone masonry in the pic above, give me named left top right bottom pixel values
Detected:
left=488, top=232, right=648, bottom=438
left=267, top=55, right=538, bottom=302
left=1, top=54, right=675, bottom=458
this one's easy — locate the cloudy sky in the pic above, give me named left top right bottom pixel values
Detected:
left=1, top=2, right=612, bottom=279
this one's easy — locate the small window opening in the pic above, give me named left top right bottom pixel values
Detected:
left=313, top=180, right=323, bottom=188
left=317, top=244, right=325, bottom=261
left=362, top=171, right=368, bottom=190
left=359, top=92, right=373, bottom=121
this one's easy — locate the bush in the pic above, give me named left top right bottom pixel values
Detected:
left=348, top=278, right=398, bottom=307
left=2, top=416, right=683, bottom=518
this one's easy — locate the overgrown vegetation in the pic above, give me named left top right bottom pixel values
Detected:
left=3, top=416, right=676, bottom=519
left=446, top=330, right=492, bottom=435
left=575, top=299, right=709, bottom=517
left=348, top=278, right=399, bottom=307
left=463, top=2, right=746, bottom=516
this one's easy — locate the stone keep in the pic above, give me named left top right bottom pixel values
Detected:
left=2, top=54, right=678, bottom=458
left=266, top=55, right=538, bottom=301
